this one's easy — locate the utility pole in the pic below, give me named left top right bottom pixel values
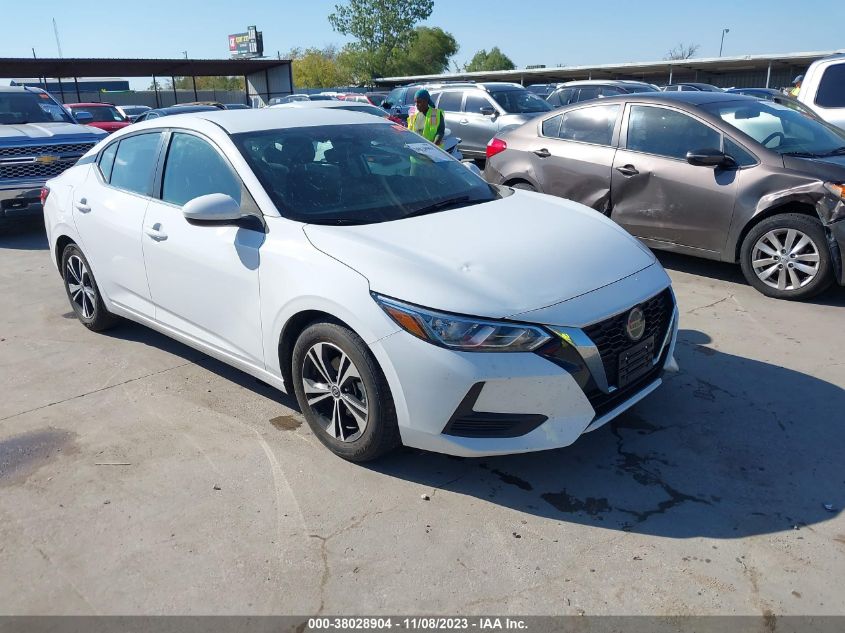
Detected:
left=719, top=28, right=730, bottom=57
left=182, top=51, right=188, bottom=59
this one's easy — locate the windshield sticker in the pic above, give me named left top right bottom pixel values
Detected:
left=405, top=142, right=449, bottom=162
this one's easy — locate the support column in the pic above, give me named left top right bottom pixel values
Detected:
left=765, top=61, right=772, bottom=88
left=74, top=77, right=81, bottom=101
left=171, top=76, right=177, bottom=105
left=669, top=66, right=673, bottom=84
left=192, top=75, right=198, bottom=101
left=152, top=75, right=160, bottom=107
left=57, top=77, right=65, bottom=103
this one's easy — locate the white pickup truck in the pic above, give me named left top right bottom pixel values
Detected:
left=798, top=54, right=845, bottom=130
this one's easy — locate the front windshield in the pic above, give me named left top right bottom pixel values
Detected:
left=232, top=123, right=498, bottom=225
left=0, top=91, right=74, bottom=124
left=701, top=99, right=845, bottom=156
left=489, top=89, right=552, bottom=113
left=70, top=105, right=125, bottom=122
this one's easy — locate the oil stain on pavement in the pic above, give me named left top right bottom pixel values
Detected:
left=0, top=428, right=77, bottom=486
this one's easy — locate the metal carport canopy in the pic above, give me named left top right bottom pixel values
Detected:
left=374, top=49, right=843, bottom=86
left=0, top=57, right=291, bottom=78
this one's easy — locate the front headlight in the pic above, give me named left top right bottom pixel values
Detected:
left=374, top=294, right=551, bottom=352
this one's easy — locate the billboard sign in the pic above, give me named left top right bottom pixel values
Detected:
left=228, top=25, right=263, bottom=58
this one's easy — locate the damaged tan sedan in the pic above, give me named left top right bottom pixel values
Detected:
left=485, top=92, right=845, bottom=300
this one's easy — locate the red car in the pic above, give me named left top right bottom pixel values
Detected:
left=65, top=103, right=131, bottom=133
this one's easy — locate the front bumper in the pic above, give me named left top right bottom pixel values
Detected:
left=369, top=284, right=679, bottom=458
left=829, top=220, right=845, bottom=286
left=0, top=180, right=44, bottom=219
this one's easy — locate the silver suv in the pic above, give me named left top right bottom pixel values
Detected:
left=430, top=83, right=552, bottom=159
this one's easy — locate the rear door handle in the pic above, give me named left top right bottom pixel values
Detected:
left=615, top=164, right=639, bottom=176
left=144, top=224, right=168, bottom=241
left=74, top=198, right=91, bottom=213
left=459, top=119, right=469, bottom=125
left=533, top=148, right=551, bottom=158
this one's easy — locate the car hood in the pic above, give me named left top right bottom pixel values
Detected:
left=0, top=121, right=106, bottom=142
left=783, top=153, right=845, bottom=180
left=303, top=190, right=656, bottom=320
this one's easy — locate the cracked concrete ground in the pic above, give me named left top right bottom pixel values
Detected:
left=2, top=219, right=844, bottom=615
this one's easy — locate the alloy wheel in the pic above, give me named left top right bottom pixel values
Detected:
left=301, top=342, right=369, bottom=442
left=751, top=228, right=820, bottom=292
left=66, top=255, right=97, bottom=319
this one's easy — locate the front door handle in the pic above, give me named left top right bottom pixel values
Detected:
left=74, top=198, right=91, bottom=213
left=615, top=164, right=639, bottom=176
left=459, top=119, right=469, bottom=125
left=533, top=148, right=551, bottom=158
left=144, top=224, right=168, bottom=241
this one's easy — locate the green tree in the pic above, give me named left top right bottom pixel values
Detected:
left=286, top=46, right=352, bottom=89
left=329, top=0, right=434, bottom=81
left=392, top=26, right=458, bottom=77
left=172, top=76, right=245, bottom=91
left=464, top=47, right=516, bottom=72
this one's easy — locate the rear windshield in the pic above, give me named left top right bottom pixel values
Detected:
left=0, top=91, right=74, bottom=124
left=231, top=123, right=497, bottom=225
left=488, top=89, right=552, bottom=113
left=623, top=84, right=659, bottom=93
left=71, top=105, right=125, bottom=122
left=335, top=105, right=388, bottom=118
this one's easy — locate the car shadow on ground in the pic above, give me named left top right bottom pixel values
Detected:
left=370, top=328, right=845, bottom=539
left=0, top=218, right=48, bottom=251
left=100, top=319, right=301, bottom=412
left=655, top=251, right=845, bottom=307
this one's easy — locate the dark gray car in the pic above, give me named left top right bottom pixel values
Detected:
left=484, top=92, right=845, bottom=300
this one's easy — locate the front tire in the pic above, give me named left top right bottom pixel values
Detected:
left=739, top=213, right=833, bottom=300
left=291, top=322, right=400, bottom=462
left=61, top=244, right=119, bottom=331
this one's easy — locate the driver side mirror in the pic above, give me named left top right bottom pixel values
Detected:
left=686, top=148, right=736, bottom=169
left=74, top=111, right=93, bottom=124
left=480, top=106, right=497, bottom=118
left=381, top=101, right=391, bottom=109
left=183, top=193, right=244, bottom=223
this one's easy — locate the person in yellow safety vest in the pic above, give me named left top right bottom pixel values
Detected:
left=789, top=74, right=803, bottom=98
left=407, top=89, right=445, bottom=147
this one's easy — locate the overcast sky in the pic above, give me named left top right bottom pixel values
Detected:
left=2, top=0, right=842, bottom=87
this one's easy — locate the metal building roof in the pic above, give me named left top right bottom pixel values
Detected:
left=0, top=57, right=291, bottom=79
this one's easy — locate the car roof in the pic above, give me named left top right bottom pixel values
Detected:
left=133, top=107, right=394, bottom=134
left=555, top=91, right=762, bottom=109
left=153, top=105, right=220, bottom=114
left=556, top=80, right=653, bottom=87
left=271, top=101, right=380, bottom=110
left=66, top=102, right=115, bottom=107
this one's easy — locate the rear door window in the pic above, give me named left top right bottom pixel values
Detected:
left=98, top=142, right=118, bottom=182
left=575, top=87, right=601, bottom=103
left=815, top=64, right=845, bottom=108
left=626, top=105, right=722, bottom=159
left=558, top=104, right=620, bottom=145
left=437, top=91, right=463, bottom=112
left=109, top=132, right=163, bottom=196
left=541, top=114, right=563, bottom=137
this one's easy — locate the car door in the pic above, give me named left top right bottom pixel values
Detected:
left=434, top=90, right=464, bottom=140
left=72, top=131, right=164, bottom=316
left=610, top=104, right=739, bottom=254
left=141, top=130, right=265, bottom=367
left=529, top=103, right=621, bottom=211
left=460, top=92, right=500, bottom=156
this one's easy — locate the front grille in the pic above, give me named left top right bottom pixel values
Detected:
left=0, top=158, right=77, bottom=180
left=0, top=142, right=95, bottom=158
left=583, top=288, right=674, bottom=389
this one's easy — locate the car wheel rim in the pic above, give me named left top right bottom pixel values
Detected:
left=66, top=255, right=97, bottom=319
left=751, top=228, right=820, bottom=291
left=301, top=342, right=369, bottom=442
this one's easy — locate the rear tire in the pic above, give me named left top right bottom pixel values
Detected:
left=739, top=213, right=833, bottom=300
left=61, top=244, right=119, bottom=331
left=291, top=322, right=401, bottom=462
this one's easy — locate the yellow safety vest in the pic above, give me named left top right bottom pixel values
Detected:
left=407, top=107, right=444, bottom=146
left=790, top=86, right=800, bottom=97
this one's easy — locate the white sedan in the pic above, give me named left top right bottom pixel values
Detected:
left=43, top=108, right=679, bottom=461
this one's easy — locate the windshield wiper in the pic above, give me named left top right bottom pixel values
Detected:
left=781, top=151, right=819, bottom=158
left=403, top=196, right=490, bottom=219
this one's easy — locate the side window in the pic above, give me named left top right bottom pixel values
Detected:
left=558, top=104, right=620, bottom=146
left=109, top=132, right=162, bottom=196
left=815, top=64, right=845, bottom=108
left=385, top=88, right=402, bottom=107
left=551, top=88, right=576, bottom=106
left=541, top=114, right=563, bottom=137
left=575, top=87, right=601, bottom=103
left=600, top=86, right=624, bottom=97
left=626, top=105, right=721, bottom=159
left=463, top=93, right=491, bottom=114
left=162, top=133, right=242, bottom=207
left=724, top=138, right=757, bottom=167
left=403, top=89, right=417, bottom=105
left=98, top=142, right=118, bottom=182
left=437, top=92, right=463, bottom=112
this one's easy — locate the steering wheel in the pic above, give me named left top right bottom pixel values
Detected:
left=761, top=131, right=785, bottom=148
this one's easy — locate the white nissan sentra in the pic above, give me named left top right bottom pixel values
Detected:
left=43, top=109, right=679, bottom=462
